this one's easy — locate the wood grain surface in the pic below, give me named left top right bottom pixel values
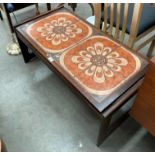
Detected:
left=130, top=57, right=155, bottom=136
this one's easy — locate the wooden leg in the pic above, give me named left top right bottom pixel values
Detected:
left=97, top=112, right=129, bottom=146
left=0, top=139, right=7, bottom=152
left=35, top=4, right=40, bottom=15
left=17, top=37, right=36, bottom=63
left=108, top=113, right=129, bottom=136
left=47, top=3, right=51, bottom=11
left=68, top=3, right=77, bottom=11
left=0, top=10, right=3, bottom=20
left=97, top=116, right=112, bottom=146
left=147, top=39, right=155, bottom=58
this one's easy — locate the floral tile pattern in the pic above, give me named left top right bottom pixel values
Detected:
left=26, top=12, right=92, bottom=53
left=59, top=36, right=141, bottom=95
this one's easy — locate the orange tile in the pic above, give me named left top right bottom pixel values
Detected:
left=26, top=12, right=92, bottom=53
left=59, top=36, right=141, bottom=95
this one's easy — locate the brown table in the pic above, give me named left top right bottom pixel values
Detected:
left=15, top=6, right=148, bottom=146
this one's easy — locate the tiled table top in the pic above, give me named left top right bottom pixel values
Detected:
left=16, top=7, right=148, bottom=112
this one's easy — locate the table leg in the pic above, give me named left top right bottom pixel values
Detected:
left=47, top=3, right=51, bottom=11
left=17, top=37, right=35, bottom=63
left=97, top=115, right=112, bottom=146
left=35, top=4, right=40, bottom=15
left=0, top=139, right=7, bottom=152
left=0, top=10, right=3, bottom=20
left=68, top=3, right=77, bottom=11
left=97, top=112, right=129, bottom=146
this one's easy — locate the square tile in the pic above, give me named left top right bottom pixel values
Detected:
left=26, top=12, right=92, bottom=54
left=59, top=35, right=141, bottom=95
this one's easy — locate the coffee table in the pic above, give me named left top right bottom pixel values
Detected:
left=15, top=6, right=148, bottom=146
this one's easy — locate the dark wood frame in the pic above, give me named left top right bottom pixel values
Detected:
left=15, top=6, right=148, bottom=146
left=0, top=10, right=3, bottom=20
left=0, top=4, right=3, bottom=20
left=0, top=139, right=7, bottom=152
left=130, top=56, right=155, bottom=136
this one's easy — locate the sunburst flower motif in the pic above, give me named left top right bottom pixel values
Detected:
left=71, top=42, right=128, bottom=83
left=37, top=17, right=82, bottom=45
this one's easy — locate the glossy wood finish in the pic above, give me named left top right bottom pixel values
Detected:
left=15, top=6, right=148, bottom=146
left=130, top=57, right=155, bottom=136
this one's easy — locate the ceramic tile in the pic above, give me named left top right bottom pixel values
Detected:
left=114, top=46, right=141, bottom=78
left=26, top=12, right=92, bottom=54
left=59, top=35, right=141, bottom=96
